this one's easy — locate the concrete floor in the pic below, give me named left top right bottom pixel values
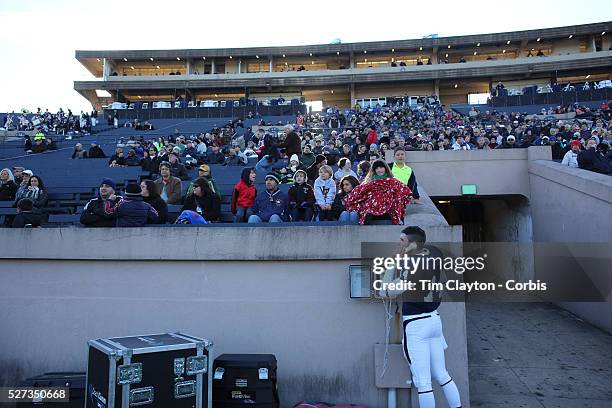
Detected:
left=467, top=302, right=612, bottom=408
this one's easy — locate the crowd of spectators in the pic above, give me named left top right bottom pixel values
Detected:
left=3, top=95, right=611, bottom=228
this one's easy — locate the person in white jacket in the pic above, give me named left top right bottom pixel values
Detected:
left=561, top=140, right=581, bottom=168
left=314, top=165, right=336, bottom=221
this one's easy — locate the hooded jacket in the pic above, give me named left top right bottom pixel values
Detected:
left=252, top=187, right=288, bottom=222
left=231, top=168, right=257, bottom=213
left=181, top=192, right=221, bottom=221
left=300, top=151, right=316, bottom=168
left=288, top=171, right=315, bottom=208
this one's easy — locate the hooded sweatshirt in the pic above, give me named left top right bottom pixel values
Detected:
left=231, top=168, right=257, bottom=212
left=314, top=176, right=336, bottom=206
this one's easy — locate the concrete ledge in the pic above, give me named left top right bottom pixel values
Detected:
left=0, top=225, right=462, bottom=261
left=529, top=160, right=612, bottom=204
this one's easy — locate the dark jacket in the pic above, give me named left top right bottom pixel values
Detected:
left=0, top=180, right=17, bottom=201
left=578, top=148, right=612, bottom=175
left=275, top=131, right=302, bottom=157
left=141, top=156, right=162, bottom=173
left=88, top=146, right=106, bottom=158
left=144, top=195, right=168, bottom=224
left=300, top=152, right=316, bottom=168
left=181, top=193, right=221, bottom=222
left=103, top=196, right=160, bottom=227
left=288, top=182, right=315, bottom=208
left=80, top=196, right=121, bottom=227
left=332, top=190, right=350, bottom=219
left=251, top=188, right=288, bottom=222
left=11, top=211, right=43, bottom=228
left=170, top=161, right=189, bottom=180
left=154, top=176, right=182, bottom=205
left=207, top=151, right=226, bottom=164
left=125, top=155, right=141, bottom=167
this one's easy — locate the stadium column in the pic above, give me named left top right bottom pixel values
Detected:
left=238, top=59, right=242, bottom=74
left=212, top=59, right=216, bottom=74
left=587, top=35, right=597, bottom=52
left=350, top=83, right=355, bottom=107
left=269, top=56, right=273, bottom=73
left=434, top=79, right=440, bottom=97
left=186, top=59, right=192, bottom=75
left=349, top=52, right=355, bottom=68
left=102, top=58, right=111, bottom=80
left=431, top=46, right=438, bottom=64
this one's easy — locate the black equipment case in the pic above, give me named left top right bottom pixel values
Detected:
left=212, top=354, right=279, bottom=407
left=85, top=332, right=213, bottom=408
left=16, top=372, right=85, bottom=407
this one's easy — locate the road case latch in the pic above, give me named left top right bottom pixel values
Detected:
left=118, top=362, right=143, bottom=385
left=186, top=355, right=208, bottom=375
left=174, top=357, right=186, bottom=377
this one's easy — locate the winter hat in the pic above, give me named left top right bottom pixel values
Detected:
left=199, top=164, right=210, bottom=172
left=293, top=169, right=307, bottom=182
left=289, top=154, right=299, bottom=164
left=265, top=173, right=280, bottom=184
left=570, top=140, right=581, bottom=147
left=100, top=178, right=116, bottom=190
left=314, top=154, right=326, bottom=165
left=507, top=135, right=516, bottom=141
left=23, top=169, right=34, bottom=176
left=124, top=182, right=141, bottom=197
left=370, top=143, right=378, bottom=150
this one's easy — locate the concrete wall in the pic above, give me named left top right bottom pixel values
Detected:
left=528, top=160, right=612, bottom=332
left=0, top=225, right=469, bottom=408
left=386, top=146, right=552, bottom=198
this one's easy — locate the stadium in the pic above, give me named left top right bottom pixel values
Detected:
left=0, top=14, right=611, bottom=408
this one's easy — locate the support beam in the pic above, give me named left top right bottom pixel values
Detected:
left=434, top=79, right=440, bottom=97
left=269, top=56, right=273, bottom=73
left=432, top=47, right=438, bottom=64
left=211, top=59, right=215, bottom=74
left=349, top=52, right=355, bottom=69
left=350, top=83, right=355, bottom=107
left=186, top=59, right=192, bottom=75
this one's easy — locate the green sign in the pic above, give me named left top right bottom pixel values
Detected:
left=462, top=184, right=477, bottom=195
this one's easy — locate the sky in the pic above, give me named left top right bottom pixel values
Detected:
left=0, top=0, right=610, bottom=113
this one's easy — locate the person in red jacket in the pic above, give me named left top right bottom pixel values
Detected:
left=231, top=167, right=257, bottom=222
left=366, top=125, right=378, bottom=147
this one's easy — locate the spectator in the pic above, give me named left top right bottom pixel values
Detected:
left=332, top=175, right=360, bottom=224
left=15, top=175, right=48, bottom=210
left=80, top=178, right=121, bottom=227
left=24, top=136, right=32, bottom=152
left=497, top=135, right=518, bottom=149
left=223, top=147, right=248, bottom=166
left=231, top=167, right=257, bottom=223
left=0, top=168, right=18, bottom=201
left=452, top=135, right=471, bottom=150
left=14, top=170, right=32, bottom=201
left=275, top=125, right=302, bottom=157
left=168, top=152, right=189, bottom=180
left=141, top=180, right=168, bottom=224
left=334, top=157, right=358, bottom=180
left=345, top=159, right=412, bottom=225
left=300, top=145, right=316, bottom=168
left=11, top=198, right=43, bottom=228
left=578, top=138, right=612, bottom=175
left=125, top=149, right=141, bottom=166
left=561, top=140, right=581, bottom=168
left=248, top=174, right=288, bottom=223
left=390, top=147, right=420, bottom=201
left=141, top=147, right=162, bottom=174
left=181, top=177, right=221, bottom=222
left=88, top=141, right=106, bottom=158
left=314, top=165, right=336, bottom=221
left=46, top=138, right=57, bottom=150
left=188, top=164, right=221, bottom=199
left=306, top=154, right=327, bottom=186
left=155, top=162, right=182, bottom=204
left=72, top=143, right=88, bottom=159
left=108, top=148, right=126, bottom=167
left=12, top=167, right=24, bottom=185
left=356, top=160, right=371, bottom=183
left=103, top=183, right=160, bottom=227
left=288, top=169, right=315, bottom=221
left=207, top=146, right=225, bottom=164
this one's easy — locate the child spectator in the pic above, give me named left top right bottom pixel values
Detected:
left=314, top=165, right=336, bottom=221
left=11, top=198, right=43, bottom=228
left=288, top=169, right=315, bottom=221
left=334, top=157, right=358, bottom=181
left=332, top=175, right=360, bottom=224
left=357, top=161, right=371, bottom=183
left=231, top=168, right=257, bottom=223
